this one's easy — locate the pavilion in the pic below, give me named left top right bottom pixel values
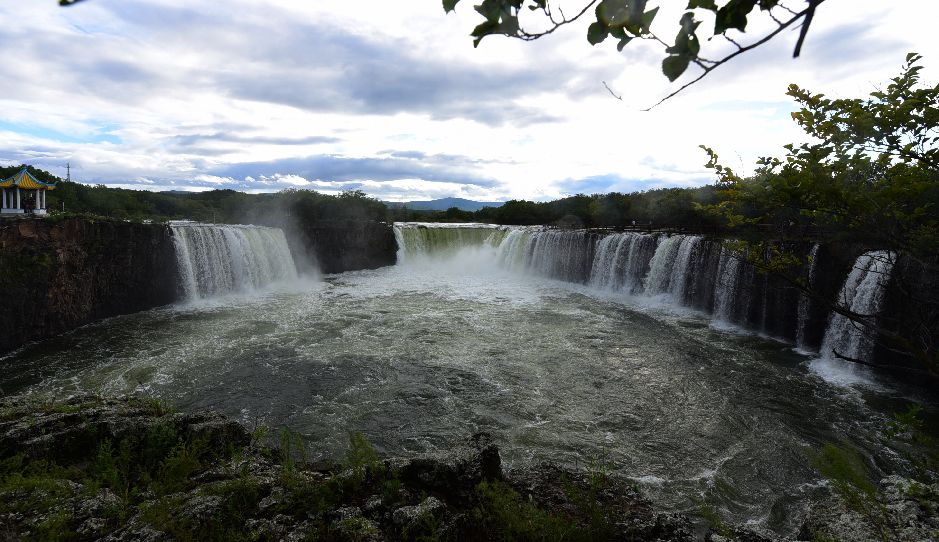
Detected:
left=0, top=167, right=56, bottom=216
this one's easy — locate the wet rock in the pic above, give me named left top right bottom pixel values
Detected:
left=706, top=528, right=784, bottom=542
left=798, top=475, right=939, bottom=541
left=397, top=432, right=501, bottom=503
left=332, top=506, right=382, bottom=541
left=0, top=394, right=249, bottom=465
left=507, top=463, right=695, bottom=542
left=75, top=487, right=122, bottom=521
left=76, top=516, right=109, bottom=537
left=179, top=494, right=224, bottom=524
left=100, top=517, right=170, bottom=542
left=392, top=496, right=447, bottom=532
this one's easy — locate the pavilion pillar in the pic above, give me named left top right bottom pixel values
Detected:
left=36, top=189, right=40, bottom=210
left=16, top=188, right=20, bottom=209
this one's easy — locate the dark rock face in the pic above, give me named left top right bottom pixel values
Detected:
left=287, top=221, right=397, bottom=274
left=875, top=253, right=939, bottom=372
left=0, top=218, right=179, bottom=355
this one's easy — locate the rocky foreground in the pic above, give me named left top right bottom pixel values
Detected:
left=0, top=395, right=936, bottom=541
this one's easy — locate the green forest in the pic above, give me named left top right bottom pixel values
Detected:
left=0, top=163, right=724, bottom=233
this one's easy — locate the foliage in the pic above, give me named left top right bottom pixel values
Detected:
left=444, top=0, right=826, bottom=101
left=389, top=186, right=723, bottom=228
left=1, top=165, right=389, bottom=234
left=702, top=53, right=939, bottom=371
left=884, top=403, right=939, bottom=481
left=8, top=158, right=724, bottom=231
left=471, top=479, right=578, bottom=540
left=811, top=442, right=889, bottom=541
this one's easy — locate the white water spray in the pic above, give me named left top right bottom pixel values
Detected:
left=819, top=251, right=895, bottom=363
left=170, top=223, right=297, bottom=301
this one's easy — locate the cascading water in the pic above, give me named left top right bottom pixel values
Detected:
left=585, top=232, right=661, bottom=293
left=170, top=223, right=297, bottom=301
left=795, top=244, right=820, bottom=351
left=623, top=234, right=660, bottom=294
left=643, top=236, right=683, bottom=295
left=589, top=233, right=638, bottom=290
left=667, top=236, right=703, bottom=303
left=393, top=223, right=507, bottom=263
left=493, top=228, right=595, bottom=283
left=819, top=251, right=896, bottom=363
left=495, top=228, right=531, bottom=271
left=712, top=246, right=751, bottom=325
left=391, top=224, right=903, bottom=381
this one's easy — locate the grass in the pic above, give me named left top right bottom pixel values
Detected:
left=471, top=479, right=578, bottom=541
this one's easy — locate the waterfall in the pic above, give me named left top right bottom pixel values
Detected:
left=819, top=251, right=895, bottom=362
left=643, top=236, right=683, bottom=295
left=519, top=230, right=595, bottom=283
left=389, top=224, right=903, bottom=369
left=589, top=233, right=637, bottom=290
left=795, top=244, right=820, bottom=351
left=394, top=223, right=507, bottom=262
left=170, top=223, right=297, bottom=301
left=712, top=246, right=751, bottom=325
left=623, top=234, right=659, bottom=294
left=495, top=228, right=531, bottom=271
left=667, top=236, right=703, bottom=302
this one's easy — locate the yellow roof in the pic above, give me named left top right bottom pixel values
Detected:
left=0, top=168, right=56, bottom=190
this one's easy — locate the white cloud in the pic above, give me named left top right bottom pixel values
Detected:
left=0, top=1, right=937, bottom=200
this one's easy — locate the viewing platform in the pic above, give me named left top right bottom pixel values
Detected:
left=0, top=167, right=56, bottom=217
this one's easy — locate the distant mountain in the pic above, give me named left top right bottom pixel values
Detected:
left=384, top=197, right=504, bottom=212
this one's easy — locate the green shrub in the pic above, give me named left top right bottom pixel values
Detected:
left=472, top=479, right=577, bottom=541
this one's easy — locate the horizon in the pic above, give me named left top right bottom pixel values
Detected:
left=1, top=2, right=937, bottom=202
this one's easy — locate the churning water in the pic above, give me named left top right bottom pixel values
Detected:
left=1, top=224, right=934, bottom=536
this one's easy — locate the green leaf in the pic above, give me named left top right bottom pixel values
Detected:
left=667, top=13, right=701, bottom=56
left=641, top=6, right=659, bottom=33
left=609, top=26, right=627, bottom=39
left=617, top=36, right=633, bottom=52
left=597, top=0, right=629, bottom=26
left=663, top=55, right=691, bottom=81
left=500, top=12, right=520, bottom=35
left=587, top=22, right=610, bottom=45
left=715, top=0, right=757, bottom=34
left=474, top=0, right=503, bottom=21
left=443, top=0, right=461, bottom=13
left=471, top=20, right=501, bottom=47
left=687, top=0, right=717, bottom=10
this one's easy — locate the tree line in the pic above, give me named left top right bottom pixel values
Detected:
left=1, top=165, right=725, bottom=233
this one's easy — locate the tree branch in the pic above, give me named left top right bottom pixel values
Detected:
left=793, top=0, right=819, bottom=57
left=644, top=3, right=821, bottom=111
left=602, top=81, right=623, bottom=101
left=517, top=1, right=599, bottom=41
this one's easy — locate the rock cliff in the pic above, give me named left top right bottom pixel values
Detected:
left=0, top=218, right=178, bottom=355
left=288, top=221, right=397, bottom=274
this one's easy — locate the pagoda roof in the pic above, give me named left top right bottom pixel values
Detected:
left=0, top=168, right=57, bottom=190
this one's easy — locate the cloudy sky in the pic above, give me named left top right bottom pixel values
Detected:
left=0, top=1, right=936, bottom=201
